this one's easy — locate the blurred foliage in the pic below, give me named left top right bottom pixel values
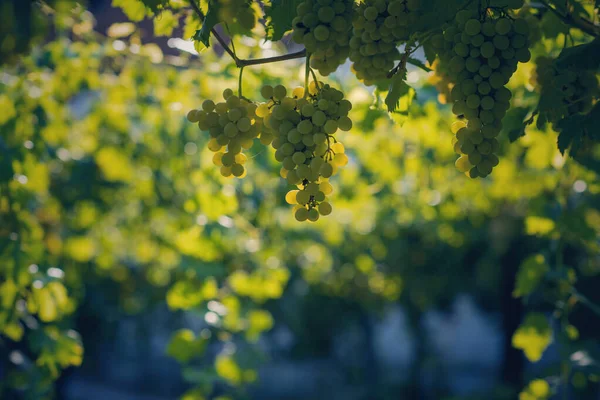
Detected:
left=0, top=1, right=600, bottom=400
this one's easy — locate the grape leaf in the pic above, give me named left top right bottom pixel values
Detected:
left=540, top=11, right=569, bottom=39
left=385, top=71, right=415, bottom=114
left=265, top=0, right=302, bottom=41
left=555, top=102, right=600, bottom=154
left=512, top=313, right=552, bottom=362
left=503, top=106, right=533, bottom=142
left=513, top=254, right=549, bottom=298
left=555, top=38, right=600, bottom=72
left=193, top=1, right=221, bottom=48
left=422, top=42, right=437, bottom=66
left=153, top=10, right=179, bottom=37
left=112, top=0, right=147, bottom=21
left=407, top=57, right=431, bottom=72
left=140, top=0, right=170, bottom=13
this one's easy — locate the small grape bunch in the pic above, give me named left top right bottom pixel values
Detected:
left=259, top=82, right=352, bottom=221
left=187, top=88, right=259, bottom=178
left=349, top=0, right=421, bottom=85
left=532, top=56, right=599, bottom=127
left=291, top=0, right=353, bottom=76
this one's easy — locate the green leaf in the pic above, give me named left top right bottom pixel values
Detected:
left=520, top=379, right=551, bottom=400
left=385, top=71, right=415, bottom=114
left=422, top=42, right=437, bottom=66
left=540, top=10, right=569, bottom=39
left=167, top=329, right=206, bottom=363
left=555, top=102, right=600, bottom=154
left=513, top=254, right=549, bottom=298
left=407, top=57, right=431, bottom=72
left=512, top=313, right=553, bottom=362
left=503, top=106, right=532, bottom=142
left=154, top=10, right=179, bottom=37
left=193, top=1, right=221, bottom=48
left=112, top=0, right=147, bottom=22
left=140, top=0, right=170, bottom=13
left=265, top=0, right=302, bottom=41
left=555, top=38, right=600, bottom=72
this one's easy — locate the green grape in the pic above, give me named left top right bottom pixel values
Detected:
left=464, top=19, right=481, bottom=36
left=295, top=207, right=309, bottom=222
left=261, top=85, right=274, bottom=99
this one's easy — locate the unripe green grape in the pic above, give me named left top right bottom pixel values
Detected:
left=464, top=19, right=481, bottom=36
left=320, top=162, right=334, bottom=178
left=466, top=94, right=481, bottom=109
left=495, top=18, right=512, bottom=35
left=493, top=35, right=509, bottom=50
left=455, top=155, right=472, bottom=172
left=364, top=6, right=378, bottom=21
left=231, top=163, right=245, bottom=177
left=324, top=120, right=338, bottom=134
left=318, top=202, right=332, bottom=215
left=480, top=96, right=495, bottom=110
left=288, top=129, right=303, bottom=144
left=308, top=208, right=320, bottom=222
left=287, top=170, right=301, bottom=185
left=273, top=85, right=287, bottom=100
left=187, top=110, right=199, bottom=122
left=292, top=152, right=306, bottom=165
left=223, top=88, right=234, bottom=99
left=220, top=165, right=233, bottom=177
left=295, top=207, right=309, bottom=221
left=296, top=190, right=311, bottom=205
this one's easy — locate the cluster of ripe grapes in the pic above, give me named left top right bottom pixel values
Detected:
left=432, top=7, right=531, bottom=178
left=188, top=82, right=352, bottom=222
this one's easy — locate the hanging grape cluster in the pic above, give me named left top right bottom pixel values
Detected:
left=349, top=0, right=421, bottom=85
left=216, top=0, right=256, bottom=31
left=258, top=82, right=352, bottom=222
left=531, top=56, right=599, bottom=128
left=292, top=0, right=353, bottom=76
left=187, top=89, right=260, bottom=178
left=432, top=7, right=531, bottom=178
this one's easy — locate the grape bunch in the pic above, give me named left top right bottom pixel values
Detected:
left=187, top=88, right=260, bottom=178
left=259, top=82, right=352, bottom=222
left=531, top=56, right=599, bottom=127
left=350, top=0, right=421, bottom=85
left=291, top=0, right=353, bottom=76
left=216, top=0, right=256, bottom=31
left=432, top=8, right=531, bottom=178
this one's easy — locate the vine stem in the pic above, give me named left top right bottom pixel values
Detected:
left=538, top=0, right=599, bottom=37
left=304, top=53, right=311, bottom=99
left=571, top=289, right=600, bottom=317
left=238, top=66, right=244, bottom=98
left=188, top=0, right=307, bottom=67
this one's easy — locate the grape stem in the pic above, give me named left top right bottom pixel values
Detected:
left=538, top=0, right=599, bottom=37
left=188, top=0, right=307, bottom=67
left=387, top=44, right=416, bottom=79
left=238, top=66, right=244, bottom=98
left=304, top=53, right=311, bottom=99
